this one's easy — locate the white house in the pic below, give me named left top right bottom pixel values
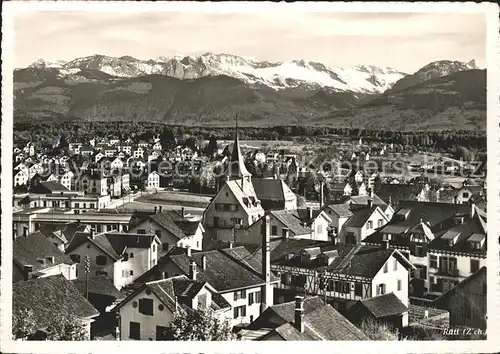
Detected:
left=339, top=205, right=390, bottom=245
left=14, top=169, right=30, bottom=187
left=113, top=274, right=231, bottom=340
left=65, top=230, right=160, bottom=290
left=147, top=171, right=160, bottom=188
left=59, top=171, right=75, bottom=191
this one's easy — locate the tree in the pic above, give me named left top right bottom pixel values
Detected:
left=12, top=307, right=37, bottom=340
left=45, top=314, right=88, bottom=341
left=204, top=135, right=218, bottom=157
left=160, top=126, right=176, bottom=149
left=359, top=318, right=399, bottom=341
left=161, top=307, right=236, bottom=341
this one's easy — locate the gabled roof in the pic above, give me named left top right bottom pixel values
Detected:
left=252, top=297, right=369, bottom=341
left=14, top=232, right=74, bottom=273
left=30, top=181, right=70, bottom=194
left=268, top=210, right=311, bottom=236
left=252, top=178, right=295, bottom=202
left=344, top=205, right=380, bottom=228
left=346, top=194, right=386, bottom=207
left=133, top=246, right=278, bottom=293
left=104, top=232, right=159, bottom=254
left=349, top=292, right=408, bottom=319
left=13, top=275, right=99, bottom=329
left=71, top=276, right=124, bottom=299
left=324, top=203, right=353, bottom=218
left=65, top=232, right=122, bottom=261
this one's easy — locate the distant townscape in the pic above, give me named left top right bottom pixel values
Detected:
left=11, top=115, right=487, bottom=341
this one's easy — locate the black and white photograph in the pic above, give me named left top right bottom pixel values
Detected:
left=1, top=1, right=498, bottom=352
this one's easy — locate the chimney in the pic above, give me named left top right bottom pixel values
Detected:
left=23, top=265, right=33, bottom=281
left=181, top=207, right=185, bottom=219
left=307, top=206, right=313, bottom=221
left=382, top=240, right=390, bottom=249
left=260, top=214, right=271, bottom=313
left=294, top=296, right=305, bottom=333
left=90, top=229, right=95, bottom=240
left=367, top=198, right=373, bottom=208
left=159, top=205, right=163, bottom=213
left=228, top=240, right=234, bottom=249
left=154, top=206, right=157, bottom=214
left=162, top=271, right=168, bottom=279
left=188, top=261, right=197, bottom=281
left=186, top=246, right=192, bottom=257
left=282, top=227, right=290, bottom=240
left=201, top=255, right=207, bottom=270
left=471, top=204, right=476, bottom=218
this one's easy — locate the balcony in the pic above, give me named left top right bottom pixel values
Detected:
left=436, top=267, right=459, bottom=277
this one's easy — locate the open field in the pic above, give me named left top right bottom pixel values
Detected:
left=136, top=191, right=212, bottom=208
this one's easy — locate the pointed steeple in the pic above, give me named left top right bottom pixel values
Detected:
left=226, top=114, right=251, bottom=181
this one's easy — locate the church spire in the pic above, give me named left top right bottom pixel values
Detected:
left=226, top=114, right=251, bottom=181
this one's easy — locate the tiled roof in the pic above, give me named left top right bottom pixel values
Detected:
left=104, top=232, right=158, bottom=253
left=225, top=179, right=264, bottom=215
left=324, top=203, right=353, bottom=218
left=150, top=212, right=187, bottom=240
left=13, top=275, right=99, bottom=329
left=71, top=276, right=124, bottom=299
left=134, top=246, right=278, bottom=292
left=347, top=194, right=386, bottom=207
left=269, top=210, right=311, bottom=236
left=14, top=232, right=74, bottom=273
left=252, top=178, right=286, bottom=201
left=344, top=206, right=379, bottom=228
left=30, top=181, right=70, bottom=194
left=65, top=232, right=121, bottom=261
left=253, top=297, right=369, bottom=341
left=351, top=292, right=408, bottom=318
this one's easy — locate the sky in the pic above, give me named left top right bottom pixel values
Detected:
left=13, top=10, right=487, bottom=73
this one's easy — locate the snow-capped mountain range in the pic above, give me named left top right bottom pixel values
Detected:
left=24, top=53, right=479, bottom=95
left=26, top=53, right=407, bottom=94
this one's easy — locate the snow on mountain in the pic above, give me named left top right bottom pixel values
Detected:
left=28, top=58, right=67, bottom=69
left=25, top=53, right=409, bottom=93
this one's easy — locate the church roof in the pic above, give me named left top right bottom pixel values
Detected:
left=226, top=121, right=251, bottom=180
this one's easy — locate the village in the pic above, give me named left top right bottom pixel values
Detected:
left=10, top=123, right=488, bottom=341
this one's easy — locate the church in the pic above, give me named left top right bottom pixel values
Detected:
left=203, top=121, right=297, bottom=241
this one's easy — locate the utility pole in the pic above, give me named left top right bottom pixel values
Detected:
left=84, top=255, right=91, bottom=300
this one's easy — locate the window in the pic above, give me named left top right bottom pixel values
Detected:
left=397, top=279, right=402, bottom=291
left=233, top=305, right=246, bottom=318
left=378, top=219, right=384, bottom=227
left=129, top=322, right=140, bottom=339
left=470, top=259, right=480, bottom=273
left=366, top=221, right=373, bottom=230
left=123, top=253, right=129, bottom=261
left=271, top=226, right=278, bottom=236
left=377, top=283, right=386, bottom=295
left=96, top=255, right=107, bottom=266
left=130, top=270, right=134, bottom=276
left=414, top=245, right=425, bottom=257
left=90, top=203, right=95, bottom=209
left=70, top=254, right=81, bottom=263
left=354, top=283, right=363, bottom=297
left=156, top=326, right=168, bottom=341
left=346, top=232, right=356, bottom=245
left=393, top=258, right=398, bottom=271
left=412, top=265, right=427, bottom=279
left=335, top=281, right=350, bottom=294
left=383, top=263, right=388, bottom=273
left=281, top=273, right=291, bottom=286
left=462, top=192, right=469, bottom=198
left=152, top=245, right=156, bottom=252
left=248, top=292, right=254, bottom=305
left=430, top=255, right=438, bottom=269
left=138, top=298, right=154, bottom=316
left=240, top=290, right=247, bottom=299
left=130, top=253, right=134, bottom=258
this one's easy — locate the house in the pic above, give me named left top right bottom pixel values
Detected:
left=239, top=210, right=312, bottom=245
left=323, top=203, right=354, bottom=237
left=134, top=147, right=145, bottom=159
left=347, top=292, right=409, bottom=329
left=152, top=141, right=162, bottom=151
left=121, top=145, right=133, bottom=155
left=269, top=240, right=415, bottom=313
left=203, top=128, right=264, bottom=240
left=433, top=267, right=486, bottom=331
left=133, top=215, right=278, bottom=326
left=339, top=204, right=390, bottom=245
left=13, top=231, right=77, bottom=282
left=104, top=147, right=118, bottom=157
left=13, top=275, right=99, bottom=340
left=80, top=144, right=94, bottom=155
left=14, top=169, right=29, bottom=187
left=295, top=207, right=332, bottom=241
left=147, top=150, right=161, bottom=163
left=147, top=171, right=160, bottom=189
left=74, top=171, right=108, bottom=196
left=363, top=202, right=486, bottom=297
left=59, top=170, right=75, bottom=190
left=129, top=207, right=205, bottom=253
left=69, top=142, right=83, bottom=154
left=251, top=178, right=297, bottom=211
left=94, top=151, right=105, bottom=163
left=65, top=230, right=160, bottom=289
left=240, top=296, right=369, bottom=340
left=113, top=274, right=231, bottom=340
left=454, top=185, right=485, bottom=204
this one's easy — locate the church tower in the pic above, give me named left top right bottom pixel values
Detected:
left=226, top=115, right=252, bottom=183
